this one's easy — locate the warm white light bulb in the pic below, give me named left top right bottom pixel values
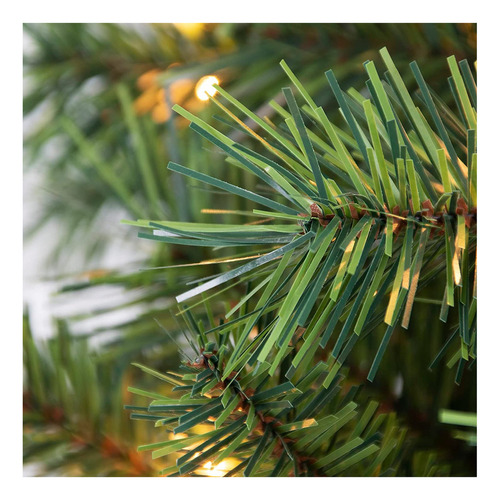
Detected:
left=201, top=460, right=228, bottom=477
left=195, top=75, right=219, bottom=101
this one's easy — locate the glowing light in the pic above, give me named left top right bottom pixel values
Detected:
left=249, top=325, right=259, bottom=340
left=173, top=433, right=188, bottom=440
left=199, top=459, right=236, bottom=477
left=173, top=23, right=205, bottom=41
left=169, top=78, right=195, bottom=104
left=137, top=69, right=161, bottom=91
left=152, top=101, right=170, bottom=123
left=195, top=75, right=219, bottom=101
left=134, top=87, right=159, bottom=115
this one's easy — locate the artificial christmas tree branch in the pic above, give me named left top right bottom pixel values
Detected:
left=127, top=48, right=476, bottom=386
left=23, top=315, right=158, bottom=476
left=129, top=340, right=406, bottom=477
left=125, top=47, right=476, bottom=476
left=23, top=24, right=476, bottom=477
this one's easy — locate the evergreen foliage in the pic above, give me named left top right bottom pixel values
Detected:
left=23, top=23, right=477, bottom=477
left=126, top=48, right=476, bottom=476
left=23, top=316, right=158, bottom=476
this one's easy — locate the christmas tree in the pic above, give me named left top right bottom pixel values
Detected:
left=23, top=22, right=477, bottom=478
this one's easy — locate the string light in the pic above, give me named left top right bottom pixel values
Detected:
left=198, top=459, right=237, bottom=477
left=195, top=75, right=219, bottom=101
left=173, top=23, right=205, bottom=41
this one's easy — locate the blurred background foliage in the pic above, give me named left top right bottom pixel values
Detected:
left=23, top=22, right=476, bottom=476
